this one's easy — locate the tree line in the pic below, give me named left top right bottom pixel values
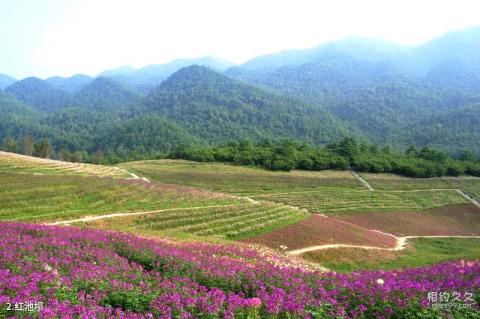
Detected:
left=173, top=138, right=480, bottom=178
left=2, top=136, right=480, bottom=178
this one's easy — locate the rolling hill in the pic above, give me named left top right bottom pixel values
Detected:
left=100, top=56, right=235, bottom=93
left=74, top=77, right=142, bottom=116
left=4, top=77, right=72, bottom=112
left=145, top=65, right=354, bottom=144
left=45, top=74, right=93, bottom=93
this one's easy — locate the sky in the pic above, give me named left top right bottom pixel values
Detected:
left=1, top=0, right=479, bottom=79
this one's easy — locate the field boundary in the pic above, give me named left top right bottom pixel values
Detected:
left=351, top=171, right=374, bottom=191
left=455, top=189, right=480, bottom=208
left=46, top=203, right=240, bottom=225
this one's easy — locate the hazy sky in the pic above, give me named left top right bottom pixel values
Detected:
left=1, top=0, right=479, bottom=79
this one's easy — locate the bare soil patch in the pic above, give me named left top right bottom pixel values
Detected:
left=337, top=204, right=480, bottom=236
left=241, top=214, right=397, bottom=250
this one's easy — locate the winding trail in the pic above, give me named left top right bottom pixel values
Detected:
left=114, top=167, right=150, bottom=183
left=85, top=166, right=480, bottom=257
left=288, top=235, right=480, bottom=255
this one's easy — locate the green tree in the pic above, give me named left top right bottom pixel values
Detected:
left=2, top=137, right=17, bottom=153
left=33, top=139, right=53, bottom=158
left=19, top=136, right=34, bottom=156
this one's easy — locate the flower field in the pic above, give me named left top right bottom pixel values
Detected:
left=0, top=151, right=129, bottom=178
left=252, top=188, right=468, bottom=214
left=0, top=222, right=479, bottom=318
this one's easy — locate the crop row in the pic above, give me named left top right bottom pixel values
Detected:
left=361, top=173, right=480, bottom=201
left=0, top=151, right=128, bottom=178
left=119, top=160, right=363, bottom=195
left=252, top=189, right=467, bottom=214
left=97, top=202, right=310, bottom=239
left=0, top=172, right=239, bottom=222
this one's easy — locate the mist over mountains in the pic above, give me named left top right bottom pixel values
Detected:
left=1, top=27, right=479, bottom=160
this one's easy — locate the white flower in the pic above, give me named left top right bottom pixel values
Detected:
left=377, top=278, right=385, bottom=285
left=279, top=245, right=288, bottom=250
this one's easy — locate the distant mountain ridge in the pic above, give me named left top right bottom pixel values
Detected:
left=5, top=77, right=72, bottom=112
left=0, top=74, right=16, bottom=90
left=99, top=56, right=235, bottom=93
left=45, top=74, right=93, bottom=93
left=1, top=27, right=480, bottom=157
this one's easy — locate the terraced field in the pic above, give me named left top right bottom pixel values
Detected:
left=0, top=151, right=129, bottom=177
left=2, top=154, right=478, bottom=273
left=77, top=202, right=309, bottom=240
left=251, top=188, right=467, bottom=215
left=0, top=172, right=239, bottom=223
left=361, top=173, right=480, bottom=200
left=119, top=160, right=363, bottom=195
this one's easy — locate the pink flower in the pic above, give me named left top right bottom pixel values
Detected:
left=244, top=297, right=262, bottom=307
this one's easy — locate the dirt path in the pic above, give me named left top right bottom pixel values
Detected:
left=351, top=171, right=375, bottom=191
left=288, top=235, right=480, bottom=255
left=114, top=167, right=150, bottom=182
left=46, top=203, right=238, bottom=226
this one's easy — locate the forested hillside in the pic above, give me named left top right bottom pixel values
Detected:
left=74, top=77, right=142, bottom=116
left=226, top=27, right=480, bottom=153
left=0, top=66, right=353, bottom=163
left=144, top=65, right=352, bottom=144
left=45, top=74, right=93, bottom=93
left=5, top=77, right=73, bottom=112
left=99, top=56, right=235, bottom=93
left=1, top=27, right=480, bottom=165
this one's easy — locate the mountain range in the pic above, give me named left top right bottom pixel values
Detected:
left=1, top=27, right=479, bottom=160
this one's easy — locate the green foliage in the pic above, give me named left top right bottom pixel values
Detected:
left=74, top=77, right=142, bottom=116
left=0, top=172, right=238, bottom=223
left=175, top=138, right=480, bottom=178
left=5, top=77, right=72, bottom=112
left=144, top=65, right=353, bottom=145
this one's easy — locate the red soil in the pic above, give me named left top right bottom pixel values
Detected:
left=337, top=204, right=480, bottom=236
left=241, top=214, right=397, bottom=250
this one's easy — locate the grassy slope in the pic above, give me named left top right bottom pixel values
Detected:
left=251, top=189, right=467, bottom=215
left=2, top=155, right=478, bottom=269
left=303, top=238, right=480, bottom=272
left=0, top=151, right=129, bottom=178
left=119, top=160, right=363, bottom=195
left=77, top=202, right=310, bottom=240
left=361, top=173, right=480, bottom=201
left=0, top=155, right=309, bottom=239
left=0, top=172, right=239, bottom=223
